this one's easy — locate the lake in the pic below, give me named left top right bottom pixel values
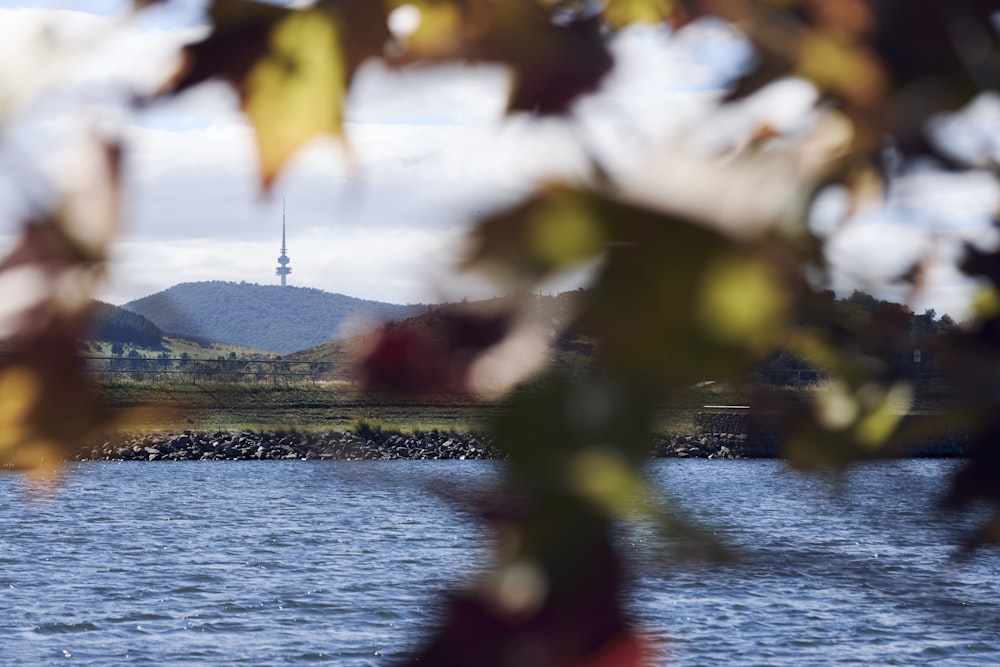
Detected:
left=1, top=460, right=997, bottom=665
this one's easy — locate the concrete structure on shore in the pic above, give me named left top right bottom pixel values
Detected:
left=694, top=409, right=971, bottom=458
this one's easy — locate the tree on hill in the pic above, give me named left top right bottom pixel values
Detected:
left=4, top=2, right=1000, bottom=666
left=88, top=301, right=165, bottom=350
left=754, top=290, right=960, bottom=380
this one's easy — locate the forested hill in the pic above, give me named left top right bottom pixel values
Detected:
left=88, top=301, right=166, bottom=349
left=289, top=288, right=959, bottom=377
left=121, top=281, right=429, bottom=355
left=287, top=291, right=592, bottom=366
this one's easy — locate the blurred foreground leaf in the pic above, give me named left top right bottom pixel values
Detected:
left=0, top=223, right=114, bottom=472
left=168, top=0, right=385, bottom=188
left=0, top=137, right=121, bottom=473
left=358, top=305, right=515, bottom=393
left=387, top=0, right=613, bottom=114
left=406, top=493, right=655, bottom=666
left=603, top=0, right=682, bottom=27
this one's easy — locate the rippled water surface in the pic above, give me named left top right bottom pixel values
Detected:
left=1, top=459, right=998, bottom=665
left=633, top=460, right=1000, bottom=666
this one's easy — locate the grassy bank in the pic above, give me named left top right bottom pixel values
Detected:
left=95, top=378, right=953, bottom=436
left=96, top=380, right=754, bottom=435
left=98, top=382, right=497, bottom=434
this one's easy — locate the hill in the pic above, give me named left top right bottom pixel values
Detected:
left=287, top=288, right=960, bottom=382
left=287, top=291, right=593, bottom=367
left=87, top=301, right=166, bottom=349
left=121, top=281, right=428, bottom=355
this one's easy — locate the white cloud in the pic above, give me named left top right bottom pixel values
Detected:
left=889, top=168, right=1000, bottom=223
left=930, top=92, right=1000, bottom=168
left=100, top=224, right=472, bottom=306
left=346, top=60, right=510, bottom=126
left=0, top=5, right=201, bottom=237
left=6, top=10, right=731, bottom=311
left=825, top=221, right=932, bottom=285
left=3, top=2, right=999, bottom=324
left=0, top=7, right=194, bottom=115
left=574, top=22, right=749, bottom=167
left=808, top=144, right=1000, bottom=321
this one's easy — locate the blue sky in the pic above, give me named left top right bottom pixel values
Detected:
left=0, top=1, right=997, bottom=318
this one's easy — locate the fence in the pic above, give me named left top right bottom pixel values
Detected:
left=752, top=368, right=943, bottom=387
left=44, top=355, right=948, bottom=387
left=80, top=357, right=357, bottom=384
left=752, top=369, right=827, bottom=387
left=76, top=356, right=607, bottom=385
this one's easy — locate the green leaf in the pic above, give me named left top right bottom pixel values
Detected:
left=494, top=373, right=653, bottom=490
left=577, top=197, right=795, bottom=385
left=695, top=253, right=789, bottom=348
left=463, top=186, right=606, bottom=284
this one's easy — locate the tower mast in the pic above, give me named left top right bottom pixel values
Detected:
left=276, top=198, right=292, bottom=287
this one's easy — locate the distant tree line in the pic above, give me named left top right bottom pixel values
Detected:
left=87, top=301, right=165, bottom=350
left=756, top=290, right=957, bottom=381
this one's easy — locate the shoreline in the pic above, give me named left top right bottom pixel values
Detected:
left=77, top=429, right=969, bottom=461
left=80, top=430, right=501, bottom=462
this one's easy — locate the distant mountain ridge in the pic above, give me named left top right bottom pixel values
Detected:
left=122, top=281, right=429, bottom=355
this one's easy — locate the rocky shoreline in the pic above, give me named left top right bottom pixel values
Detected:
left=76, top=427, right=966, bottom=462
left=652, top=433, right=747, bottom=459
left=78, top=430, right=752, bottom=462
left=79, top=430, right=501, bottom=462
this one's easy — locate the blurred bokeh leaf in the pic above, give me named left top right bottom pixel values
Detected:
left=0, top=137, right=120, bottom=474
left=582, top=200, right=796, bottom=386
left=0, top=222, right=115, bottom=473
left=603, top=0, right=681, bottom=28
left=358, top=305, right=514, bottom=393
left=495, top=374, right=653, bottom=485
left=464, top=186, right=606, bottom=285
left=408, top=491, right=654, bottom=666
left=243, top=8, right=346, bottom=187
left=168, top=0, right=375, bottom=188
left=10, top=3, right=1000, bottom=664
left=387, top=0, right=613, bottom=114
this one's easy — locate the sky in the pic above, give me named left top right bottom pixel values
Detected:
left=1, top=0, right=998, bottom=319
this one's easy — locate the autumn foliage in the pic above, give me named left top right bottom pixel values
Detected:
left=3, top=0, right=1000, bottom=664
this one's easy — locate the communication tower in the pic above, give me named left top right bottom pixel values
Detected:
left=276, top=199, right=292, bottom=287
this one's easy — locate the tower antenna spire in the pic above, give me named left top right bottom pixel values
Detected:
left=276, top=197, right=292, bottom=287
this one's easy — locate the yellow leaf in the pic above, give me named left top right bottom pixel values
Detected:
left=568, top=447, right=652, bottom=518
left=604, top=0, right=676, bottom=28
left=390, top=2, right=464, bottom=57
left=854, top=382, right=912, bottom=448
left=695, top=254, right=787, bottom=347
left=528, top=193, right=604, bottom=270
left=464, top=187, right=605, bottom=283
left=245, top=8, right=346, bottom=188
left=0, top=366, right=38, bottom=453
left=972, top=285, right=1000, bottom=320
left=796, top=31, right=885, bottom=109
